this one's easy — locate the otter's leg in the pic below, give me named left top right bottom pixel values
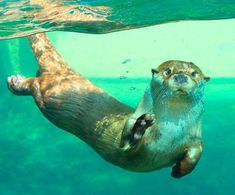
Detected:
left=120, top=113, right=155, bottom=151
left=7, top=75, right=35, bottom=96
left=28, top=33, right=70, bottom=75
left=171, top=144, right=203, bottom=178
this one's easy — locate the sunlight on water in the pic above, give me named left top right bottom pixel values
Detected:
left=1, top=0, right=235, bottom=39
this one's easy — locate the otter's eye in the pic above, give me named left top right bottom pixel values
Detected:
left=191, top=71, right=197, bottom=77
left=164, top=68, right=171, bottom=76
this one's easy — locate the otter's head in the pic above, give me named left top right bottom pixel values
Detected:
left=151, top=60, right=209, bottom=97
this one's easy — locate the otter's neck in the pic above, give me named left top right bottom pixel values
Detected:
left=152, top=88, right=204, bottom=125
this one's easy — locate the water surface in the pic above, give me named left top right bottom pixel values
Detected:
left=1, top=0, right=235, bottom=39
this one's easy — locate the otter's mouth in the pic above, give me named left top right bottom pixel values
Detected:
left=175, top=89, right=188, bottom=95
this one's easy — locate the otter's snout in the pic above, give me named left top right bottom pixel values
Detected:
left=173, top=74, right=188, bottom=84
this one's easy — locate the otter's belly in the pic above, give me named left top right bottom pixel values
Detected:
left=140, top=123, right=199, bottom=171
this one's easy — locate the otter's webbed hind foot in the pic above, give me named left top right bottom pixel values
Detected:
left=171, top=145, right=202, bottom=178
left=121, top=113, right=155, bottom=151
left=7, top=75, right=34, bottom=96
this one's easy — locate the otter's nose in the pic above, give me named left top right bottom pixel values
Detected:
left=173, top=74, right=188, bottom=84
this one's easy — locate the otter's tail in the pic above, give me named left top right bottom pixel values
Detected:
left=28, top=33, right=69, bottom=75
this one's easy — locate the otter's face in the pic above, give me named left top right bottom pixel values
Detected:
left=151, top=60, right=209, bottom=95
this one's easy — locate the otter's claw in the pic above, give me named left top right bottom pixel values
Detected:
left=138, top=113, right=155, bottom=128
left=130, top=113, right=155, bottom=145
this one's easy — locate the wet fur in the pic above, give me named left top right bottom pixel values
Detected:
left=8, top=34, right=208, bottom=177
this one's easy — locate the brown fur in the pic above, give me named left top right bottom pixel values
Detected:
left=7, top=33, right=207, bottom=177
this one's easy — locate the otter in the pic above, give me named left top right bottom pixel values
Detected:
left=7, top=33, right=209, bottom=178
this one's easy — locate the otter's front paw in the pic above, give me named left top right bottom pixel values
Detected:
left=120, top=113, right=155, bottom=152
left=136, top=113, right=155, bottom=128
left=7, top=75, right=26, bottom=95
left=130, top=113, right=155, bottom=145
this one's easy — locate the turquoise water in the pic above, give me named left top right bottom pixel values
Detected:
left=1, top=0, right=235, bottom=191
left=0, top=77, right=235, bottom=194
left=0, top=36, right=235, bottom=194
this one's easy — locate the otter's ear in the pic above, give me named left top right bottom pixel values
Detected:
left=204, top=77, right=210, bottom=82
left=151, top=69, right=159, bottom=75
